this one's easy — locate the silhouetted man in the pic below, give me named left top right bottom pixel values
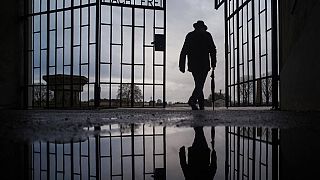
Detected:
left=179, top=126, right=217, bottom=180
left=179, top=20, right=217, bottom=110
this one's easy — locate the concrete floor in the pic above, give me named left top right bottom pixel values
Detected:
left=1, top=107, right=320, bottom=142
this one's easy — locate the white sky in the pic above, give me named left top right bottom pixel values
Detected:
left=165, top=0, right=225, bottom=103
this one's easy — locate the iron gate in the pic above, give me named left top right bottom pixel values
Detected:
left=215, top=0, right=279, bottom=108
left=25, top=0, right=166, bottom=109
left=29, top=124, right=166, bottom=180
left=225, top=127, right=279, bottom=180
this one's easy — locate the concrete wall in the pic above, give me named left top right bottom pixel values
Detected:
left=0, top=1, right=25, bottom=109
left=279, top=0, right=320, bottom=111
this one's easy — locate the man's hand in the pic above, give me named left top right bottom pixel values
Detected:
left=179, top=67, right=185, bottom=73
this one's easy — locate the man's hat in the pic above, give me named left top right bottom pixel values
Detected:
left=193, top=20, right=207, bottom=30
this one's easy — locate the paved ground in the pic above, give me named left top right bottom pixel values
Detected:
left=1, top=107, right=320, bottom=142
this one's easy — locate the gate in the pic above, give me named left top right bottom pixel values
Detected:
left=225, top=127, right=279, bottom=180
left=25, top=0, right=166, bottom=109
left=30, top=124, right=166, bottom=180
left=215, top=0, right=279, bottom=108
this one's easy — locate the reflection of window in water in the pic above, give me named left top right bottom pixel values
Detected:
left=225, top=127, right=279, bottom=180
left=30, top=124, right=166, bottom=180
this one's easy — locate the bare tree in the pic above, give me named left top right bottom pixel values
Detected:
left=239, top=75, right=253, bottom=105
left=33, top=83, right=54, bottom=106
left=262, top=77, right=272, bottom=104
left=117, top=84, right=143, bottom=106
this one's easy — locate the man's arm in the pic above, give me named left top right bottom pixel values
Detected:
left=179, top=35, right=189, bottom=73
left=208, top=33, right=217, bottom=69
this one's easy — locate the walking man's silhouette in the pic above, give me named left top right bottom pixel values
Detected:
left=179, top=126, right=217, bottom=179
left=179, top=20, right=217, bottom=110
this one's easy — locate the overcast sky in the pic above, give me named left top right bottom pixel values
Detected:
left=166, top=0, right=225, bottom=102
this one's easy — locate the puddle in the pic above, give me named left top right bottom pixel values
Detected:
left=1, top=122, right=319, bottom=180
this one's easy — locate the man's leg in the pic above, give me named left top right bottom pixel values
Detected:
left=188, top=72, right=200, bottom=110
left=193, top=71, right=208, bottom=110
left=188, top=73, right=198, bottom=110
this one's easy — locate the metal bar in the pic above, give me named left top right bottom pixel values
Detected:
left=152, top=7, right=156, bottom=107
left=47, top=142, right=50, bottom=180
left=252, top=127, right=256, bottom=180
left=131, top=124, right=135, bottom=180
left=163, top=0, right=167, bottom=108
left=62, top=0, right=66, bottom=108
left=233, top=5, right=236, bottom=107
left=153, top=126, right=156, bottom=176
left=247, top=127, right=250, bottom=179
left=258, top=0, right=262, bottom=106
left=95, top=135, right=101, bottom=180
left=120, top=6, right=124, bottom=107
left=120, top=125, right=124, bottom=180
left=109, top=5, right=113, bottom=107
left=163, top=126, right=167, bottom=179
left=87, top=4, right=91, bottom=107
left=251, top=0, right=256, bottom=106
left=143, top=125, right=146, bottom=180
left=70, top=0, right=75, bottom=107
left=39, top=0, right=42, bottom=108
left=87, top=137, right=90, bottom=180
left=241, top=3, right=245, bottom=106
left=79, top=141, right=82, bottom=180
left=215, top=0, right=225, bottom=9
left=109, top=125, right=112, bottom=179
left=101, top=2, right=164, bottom=10
left=236, top=127, right=240, bottom=180
left=266, top=128, right=269, bottom=180
left=142, top=8, right=146, bottom=107
left=259, top=128, right=262, bottom=180
left=79, top=0, right=83, bottom=108
left=94, top=0, right=101, bottom=107
left=225, top=127, right=229, bottom=180
left=71, top=141, right=74, bottom=180
left=131, top=7, right=135, bottom=107
left=265, top=0, right=269, bottom=105
left=272, top=129, right=279, bottom=180
left=54, top=0, right=58, bottom=108
left=241, top=127, right=245, bottom=179
left=271, top=0, right=279, bottom=109
left=236, top=0, right=240, bottom=106
left=233, top=127, right=235, bottom=180
left=226, top=0, right=251, bottom=20
left=225, top=0, right=229, bottom=108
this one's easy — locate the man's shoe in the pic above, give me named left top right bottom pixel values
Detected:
left=188, top=101, right=199, bottom=110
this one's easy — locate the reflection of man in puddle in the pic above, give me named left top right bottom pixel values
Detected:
left=179, top=126, right=217, bottom=179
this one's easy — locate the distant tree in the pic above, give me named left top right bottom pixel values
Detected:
left=117, top=84, right=143, bottom=106
left=156, top=99, right=162, bottom=104
left=33, top=83, right=54, bottom=106
left=239, top=82, right=253, bottom=105
left=262, top=77, right=272, bottom=103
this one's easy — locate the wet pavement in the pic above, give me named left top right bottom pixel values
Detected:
left=0, top=108, right=320, bottom=180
